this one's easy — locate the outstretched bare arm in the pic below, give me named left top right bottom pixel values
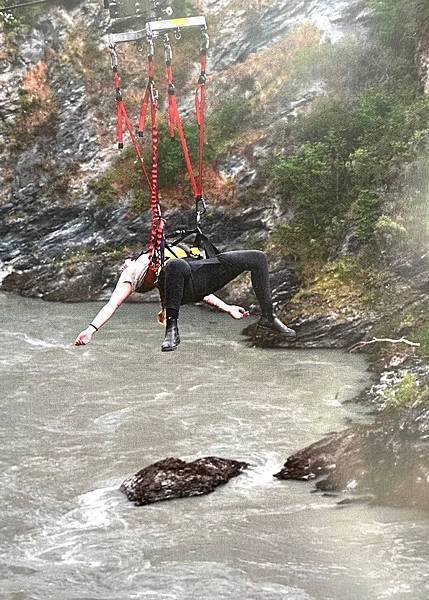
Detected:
left=203, top=294, right=249, bottom=320
left=74, top=281, right=133, bottom=345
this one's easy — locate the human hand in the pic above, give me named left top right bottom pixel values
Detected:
left=74, top=328, right=94, bottom=346
left=228, top=305, right=250, bottom=320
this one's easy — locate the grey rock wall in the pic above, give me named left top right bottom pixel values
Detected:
left=1, top=0, right=368, bottom=301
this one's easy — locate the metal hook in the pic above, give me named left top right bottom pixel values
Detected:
left=163, top=33, right=173, bottom=63
left=150, top=83, right=159, bottom=103
left=196, top=196, right=207, bottom=225
left=200, top=29, right=210, bottom=51
left=147, top=35, right=154, bottom=58
left=109, top=44, right=118, bottom=70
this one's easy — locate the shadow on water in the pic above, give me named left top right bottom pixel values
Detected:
left=1, top=294, right=428, bottom=600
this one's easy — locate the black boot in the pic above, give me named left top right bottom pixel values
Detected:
left=257, top=314, right=297, bottom=339
left=161, top=318, right=181, bottom=352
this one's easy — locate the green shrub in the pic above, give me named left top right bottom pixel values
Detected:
left=416, top=324, right=429, bottom=357
left=157, top=121, right=201, bottom=188
left=373, top=215, right=408, bottom=248
left=207, top=96, right=253, bottom=152
left=0, top=6, right=20, bottom=31
left=385, top=374, right=425, bottom=409
left=271, top=85, right=429, bottom=261
left=268, top=0, right=429, bottom=266
left=366, top=0, right=429, bottom=57
left=0, top=0, right=62, bottom=29
left=348, top=191, right=382, bottom=242
left=90, top=117, right=205, bottom=205
left=132, top=188, right=150, bottom=213
left=273, top=138, right=350, bottom=258
left=89, top=172, right=117, bottom=206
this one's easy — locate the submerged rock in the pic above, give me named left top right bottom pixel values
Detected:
left=120, top=456, right=248, bottom=506
left=274, top=403, right=429, bottom=511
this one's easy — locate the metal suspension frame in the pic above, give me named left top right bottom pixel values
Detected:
left=107, top=2, right=212, bottom=264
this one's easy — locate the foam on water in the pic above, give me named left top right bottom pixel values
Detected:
left=2, top=330, right=74, bottom=352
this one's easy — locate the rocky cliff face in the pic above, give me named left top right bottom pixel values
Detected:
left=417, top=25, right=429, bottom=93
left=0, top=0, right=368, bottom=301
left=206, top=0, right=368, bottom=72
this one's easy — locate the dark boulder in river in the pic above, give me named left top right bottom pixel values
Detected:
left=274, top=402, right=429, bottom=511
left=120, top=457, right=248, bottom=506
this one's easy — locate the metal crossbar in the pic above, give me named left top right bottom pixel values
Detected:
left=106, top=15, right=207, bottom=45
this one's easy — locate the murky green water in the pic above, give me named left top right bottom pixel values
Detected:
left=1, top=293, right=428, bottom=600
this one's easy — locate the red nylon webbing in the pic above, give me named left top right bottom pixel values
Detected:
left=121, top=102, right=152, bottom=190
left=112, top=65, right=152, bottom=190
left=147, top=84, right=164, bottom=271
left=196, top=52, right=207, bottom=195
left=170, top=99, right=200, bottom=197
left=166, top=53, right=206, bottom=199
left=166, top=65, right=175, bottom=137
left=117, top=101, right=124, bottom=147
left=110, top=35, right=209, bottom=270
left=111, top=46, right=165, bottom=273
left=137, top=87, right=150, bottom=136
left=195, top=95, right=205, bottom=190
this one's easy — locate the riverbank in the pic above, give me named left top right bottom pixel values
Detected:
left=242, top=250, right=429, bottom=511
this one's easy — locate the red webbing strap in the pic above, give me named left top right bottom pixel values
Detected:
left=195, top=51, right=207, bottom=196
left=165, top=57, right=201, bottom=197
left=165, top=39, right=208, bottom=200
left=137, top=87, right=150, bottom=136
left=197, top=88, right=205, bottom=194
left=114, top=70, right=124, bottom=149
left=121, top=103, right=152, bottom=190
left=147, top=78, right=165, bottom=271
left=112, top=59, right=152, bottom=191
left=166, top=65, right=175, bottom=138
left=138, top=54, right=155, bottom=136
left=149, top=92, right=160, bottom=258
left=170, top=99, right=200, bottom=197
left=117, top=101, right=124, bottom=148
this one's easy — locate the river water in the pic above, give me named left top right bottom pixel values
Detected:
left=1, top=293, right=428, bottom=600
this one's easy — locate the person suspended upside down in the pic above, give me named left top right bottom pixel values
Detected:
left=74, top=247, right=297, bottom=352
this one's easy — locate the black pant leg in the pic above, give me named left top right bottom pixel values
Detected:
left=160, top=251, right=274, bottom=317
left=161, top=259, right=193, bottom=318
left=217, top=250, right=273, bottom=316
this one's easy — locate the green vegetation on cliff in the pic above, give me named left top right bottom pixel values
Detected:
left=271, top=0, right=429, bottom=266
left=90, top=120, right=206, bottom=209
left=386, top=374, right=429, bottom=410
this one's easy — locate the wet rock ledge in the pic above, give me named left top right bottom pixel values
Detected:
left=275, top=400, right=429, bottom=511
left=120, top=457, right=248, bottom=506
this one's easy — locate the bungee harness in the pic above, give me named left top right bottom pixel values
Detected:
left=106, top=9, right=215, bottom=287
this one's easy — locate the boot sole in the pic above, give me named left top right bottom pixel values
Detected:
left=161, top=338, right=181, bottom=352
left=256, top=325, right=297, bottom=339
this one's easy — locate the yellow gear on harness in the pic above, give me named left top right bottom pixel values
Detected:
left=189, top=246, right=202, bottom=258
left=165, top=246, right=188, bottom=260
left=164, top=244, right=204, bottom=261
